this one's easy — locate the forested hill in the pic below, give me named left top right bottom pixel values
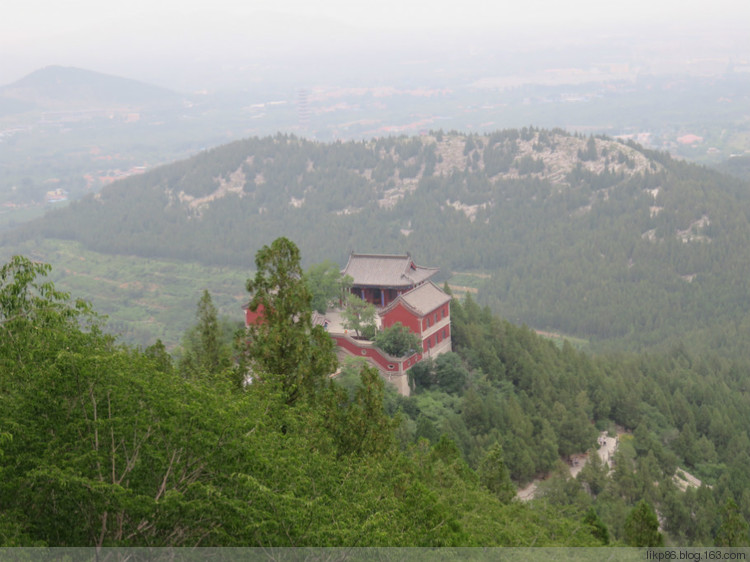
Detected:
left=716, top=154, right=750, bottom=182
left=8, top=129, right=750, bottom=352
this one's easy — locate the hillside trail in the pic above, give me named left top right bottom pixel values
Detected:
left=517, top=429, right=706, bottom=501
left=517, top=430, right=618, bottom=501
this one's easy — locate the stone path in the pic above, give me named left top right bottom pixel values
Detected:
left=516, top=429, right=707, bottom=501
left=517, top=430, right=618, bottom=501
left=673, top=468, right=704, bottom=491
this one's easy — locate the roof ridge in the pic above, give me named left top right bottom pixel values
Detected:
left=342, top=252, right=439, bottom=288
left=379, top=281, right=450, bottom=317
left=379, top=292, right=418, bottom=317
left=350, top=252, right=411, bottom=259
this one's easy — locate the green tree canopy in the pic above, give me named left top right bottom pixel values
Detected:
left=434, top=352, right=469, bottom=394
left=715, top=498, right=750, bottom=546
left=342, top=294, right=376, bottom=338
left=305, top=261, right=349, bottom=314
left=0, top=254, right=632, bottom=547
left=375, top=322, right=421, bottom=357
left=178, top=289, right=232, bottom=378
left=624, top=499, right=664, bottom=547
left=244, top=237, right=337, bottom=404
left=478, top=442, right=516, bottom=503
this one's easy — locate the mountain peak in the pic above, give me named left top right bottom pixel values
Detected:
left=0, top=65, right=180, bottom=112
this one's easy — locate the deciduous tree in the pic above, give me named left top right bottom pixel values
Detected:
left=374, top=322, right=420, bottom=357
left=342, top=294, right=376, bottom=338
left=305, top=260, right=346, bottom=314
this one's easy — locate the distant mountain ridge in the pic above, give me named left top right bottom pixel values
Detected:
left=0, top=65, right=181, bottom=112
left=8, top=129, right=750, bottom=352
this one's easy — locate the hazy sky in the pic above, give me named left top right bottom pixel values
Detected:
left=2, top=0, right=749, bottom=88
left=5, top=0, right=749, bottom=35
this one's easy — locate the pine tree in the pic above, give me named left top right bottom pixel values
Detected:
left=715, top=498, right=750, bottom=546
left=244, top=237, right=337, bottom=404
left=179, top=290, right=230, bottom=378
left=196, top=289, right=222, bottom=372
left=624, top=499, right=663, bottom=546
left=583, top=508, right=610, bottom=545
left=577, top=448, right=608, bottom=497
left=144, top=339, right=173, bottom=374
left=478, top=442, right=516, bottom=503
left=323, top=366, right=397, bottom=457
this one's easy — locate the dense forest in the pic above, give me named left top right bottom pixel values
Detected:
left=7, top=129, right=750, bottom=356
left=716, top=154, right=750, bottom=182
left=413, top=291, right=750, bottom=546
left=2, top=239, right=749, bottom=547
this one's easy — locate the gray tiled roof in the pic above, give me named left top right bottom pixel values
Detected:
left=341, top=252, right=438, bottom=288
left=381, top=281, right=451, bottom=317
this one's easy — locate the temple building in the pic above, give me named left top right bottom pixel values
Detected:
left=331, top=252, right=452, bottom=395
left=340, top=252, right=439, bottom=308
left=246, top=251, right=452, bottom=396
left=379, top=280, right=452, bottom=357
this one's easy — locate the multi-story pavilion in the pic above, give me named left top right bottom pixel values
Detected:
left=340, top=252, right=439, bottom=308
left=379, top=281, right=452, bottom=357
left=246, top=251, right=452, bottom=396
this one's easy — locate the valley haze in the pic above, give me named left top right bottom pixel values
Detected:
left=2, top=1, right=749, bottom=92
